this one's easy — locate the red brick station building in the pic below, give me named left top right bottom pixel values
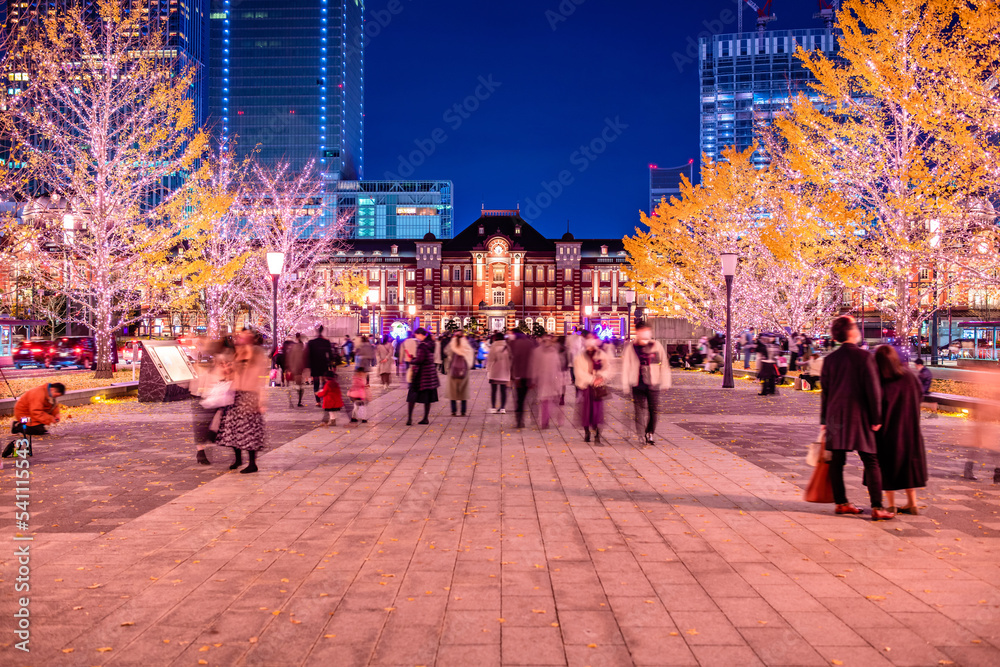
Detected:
left=335, top=209, right=635, bottom=339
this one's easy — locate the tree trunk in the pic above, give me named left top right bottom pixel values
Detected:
left=93, top=293, right=114, bottom=379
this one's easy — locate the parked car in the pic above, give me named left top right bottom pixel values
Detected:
left=52, top=336, right=97, bottom=369
left=118, top=340, right=144, bottom=364
left=13, top=340, right=57, bottom=369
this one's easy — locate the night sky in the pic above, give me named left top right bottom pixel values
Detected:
left=364, top=0, right=823, bottom=240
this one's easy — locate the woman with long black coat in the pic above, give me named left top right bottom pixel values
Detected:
left=406, top=328, right=439, bottom=425
left=872, top=345, right=928, bottom=514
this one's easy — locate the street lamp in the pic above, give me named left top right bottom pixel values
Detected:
left=623, top=289, right=636, bottom=340
left=266, top=252, right=285, bottom=357
left=721, top=252, right=738, bottom=389
left=408, top=303, right=417, bottom=331
left=584, top=304, right=593, bottom=331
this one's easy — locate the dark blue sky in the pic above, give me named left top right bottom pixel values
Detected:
left=364, top=0, right=822, bottom=240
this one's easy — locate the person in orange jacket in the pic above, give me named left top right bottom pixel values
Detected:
left=4, top=382, right=66, bottom=458
left=315, top=371, right=344, bottom=426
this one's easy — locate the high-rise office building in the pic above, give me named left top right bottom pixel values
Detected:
left=210, top=0, right=364, bottom=178
left=698, top=28, right=837, bottom=167
left=648, top=162, right=693, bottom=215
left=325, top=179, right=455, bottom=239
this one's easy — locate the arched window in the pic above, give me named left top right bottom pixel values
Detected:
left=525, top=317, right=533, bottom=328
left=546, top=317, right=556, bottom=332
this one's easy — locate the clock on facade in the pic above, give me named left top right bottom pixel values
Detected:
left=491, top=241, right=506, bottom=256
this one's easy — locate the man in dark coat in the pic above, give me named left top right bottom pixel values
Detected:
left=306, top=326, right=333, bottom=405
left=820, top=315, right=894, bottom=520
left=405, top=328, right=440, bottom=425
left=507, top=329, right=538, bottom=429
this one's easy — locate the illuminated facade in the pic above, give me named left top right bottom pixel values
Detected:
left=210, top=0, right=364, bottom=178
left=698, top=28, right=836, bottom=167
left=325, top=178, right=454, bottom=239
left=326, top=209, right=632, bottom=338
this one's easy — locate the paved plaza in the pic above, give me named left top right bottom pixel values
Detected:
left=2, top=369, right=999, bottom=666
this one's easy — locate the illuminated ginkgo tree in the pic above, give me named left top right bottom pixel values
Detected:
left=0, top=0, right=206, bottom=377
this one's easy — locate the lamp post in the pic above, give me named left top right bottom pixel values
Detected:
left=408, top=303, right=417, bottom=331
left=721, top=252, right=738, bottom=389
left=624, top=289, right=636, bottom=340
left=584, top=304, right=593, bottom=331
left=266, top=252, right=285, bottom=358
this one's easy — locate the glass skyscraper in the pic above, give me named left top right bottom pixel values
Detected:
left=210, top=0, right=364, bottom=178
left=649, top=163, right=692, bottom=215
left=698, top=28, right=837, bottom=167
left=326, top=179, right=454, bottom=239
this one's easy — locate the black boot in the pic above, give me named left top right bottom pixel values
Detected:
left=418, top=403, right=430, bottom=425
left=594, top=428, right=602, bottom=445
left=406, top=402, right=415, bottom=426
left=229, top=447, right=242, bottom=470
left=584, top=428, right=590, bottom=443
left=197, top=449, right=210, bottom=465
left=994, top=467, right=1000, bottom=484
left=240, top=450, right=258, bottom=474
left=963, top=460, right=977, bottom=481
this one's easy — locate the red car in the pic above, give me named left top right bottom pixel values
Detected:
left=13, top=340, right=57, bottom=369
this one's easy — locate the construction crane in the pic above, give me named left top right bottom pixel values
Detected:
left=738, top=0, right=776, bottom=37
left=814, top=0, right=840, bottom=28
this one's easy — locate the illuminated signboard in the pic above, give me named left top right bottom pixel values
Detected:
left=396, top=206, right=438, bottom=216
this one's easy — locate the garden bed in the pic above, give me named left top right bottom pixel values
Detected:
left=0, top=370, right=137, bottom=400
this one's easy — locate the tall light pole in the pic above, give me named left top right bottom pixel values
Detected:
left=721, top=253, right=738, bottom=389
left=624, top=289, right=636, bottom=340
left=266, top=252, right=285, bottom=358
left=408, top=303, right=417, bottom=331
left=367, top=289, right=380, bottom=338
left=584, top=304, right=593, bottom=331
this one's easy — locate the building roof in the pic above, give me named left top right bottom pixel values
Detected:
left=443, top=210, right=555, bottom=252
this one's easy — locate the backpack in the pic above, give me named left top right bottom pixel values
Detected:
left=449, top=353, right=469, bottom=379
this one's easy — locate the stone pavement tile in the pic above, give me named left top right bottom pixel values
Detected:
left=714, top=596, right=789, bottom=628
left=654, top=583, right=719, bottom=612
left=441, top=610, right=503, bottom=644
left=500, top=626, right=567, bottom=666
left=812, top=645, right=895, bottom=667
left=791, top=572, right=864, bottom=598
left=638, top=561, right=698, bottom=585
left=669, top=610, right=745, bottom=645
left=691, top=571, right=758, bottom=598
left=501, top=569, right=553, bottom=596
left=619, top=626, right=698, bottom=666
left=436, top=643, right=502, bottom=667
left=595, top=567, right=656, bottom=597
left=939, top=644, right=1000, bottom=667
left=781, top=610, right=868, bottom=647
left=738, top=627, right=828, bottom=666
left=689, top=644, right=765, bottom=667
left=891, top=611, right=981, bottom=646
left=564, top=643, right=634, bottom=667
left=556, top=610, right=625, bottom=645
left=817, top=597, right=906, bottom=629
left=501, top=595, right=559, bottom=627
left=449, top=583, right=502, bottom=611
left=754, top=583, right=828, bottom=612
left=368, top=623, right=440, bottom=665
left=605, top=595, right=675, bottom=628
left=854, top=627, right=952, bottom=665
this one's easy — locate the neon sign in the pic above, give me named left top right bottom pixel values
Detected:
left=390, top=321, right=410, bottom=341
left=593, top=323, right=614, bottom=341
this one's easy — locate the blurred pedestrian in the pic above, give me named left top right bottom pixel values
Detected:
left=189, top=344, right=233, bottom=465
left=348, top=367, right=371, bottom=423
left=508, top=329, right=537, bottom=429
left=799, top=353, right=823, bottom=391
left=873, top=345, right=927, bottom=515
left=532, top=335, right=565, bottom=429
left=574, top=332, right=610, bottom=444
left=217, top=329, right=267, bottom=474
left=284, top=333, right=306, bottom=407
left=622, top=322, right=670, bottom=444
left=355, top=335, right=375, bottom=373
left=406, top=328, right=439, bottom=425
left=914, top=358, right=932, bottom=397
left=444, top=330, right=474, bottom=416
left=376, top=336, right=394, bottom=388
left=757, top=335, right=780, bottom=395
left=306, top=325, right=333, bottom=405
left=316, top=370, right=344, bottom=426
left=820, top=316, right=893, bottom=520
left=486, top=332, right=511, bottom=414
left=342, top=335, right=355, bottom=364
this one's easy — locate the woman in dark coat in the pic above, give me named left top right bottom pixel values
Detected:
left=872, top=345, right=928, bottom=514
left=406, top=328, right=439, bottom=425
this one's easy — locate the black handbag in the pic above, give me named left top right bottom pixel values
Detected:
left=593, top=383, right=609, bottom=400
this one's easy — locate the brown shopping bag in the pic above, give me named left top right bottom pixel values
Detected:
left=804, top=457, right=835, bottom=503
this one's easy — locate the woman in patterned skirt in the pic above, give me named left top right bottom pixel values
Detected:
left=218, top=329, right=267, bottom=473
